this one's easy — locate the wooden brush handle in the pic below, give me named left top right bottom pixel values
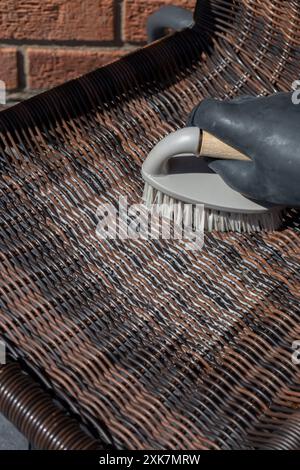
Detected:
left=200, top=130, right=250, bottom=161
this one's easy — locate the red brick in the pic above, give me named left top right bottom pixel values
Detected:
left=0, top=47, right=18, bottom=90
left=124, top=0, right=196, bottom=43
left=0, top=0, right=114, bottom=42
left=27, top=47, right=125, bottom=89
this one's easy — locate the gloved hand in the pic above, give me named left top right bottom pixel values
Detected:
left=187, top=92, right=300, bottom=206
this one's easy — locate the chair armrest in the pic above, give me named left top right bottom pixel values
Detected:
left=147, top=5, right=194, bottom=43
left=0, top=362, right=106, bottom=450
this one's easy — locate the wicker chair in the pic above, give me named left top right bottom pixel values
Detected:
left=0, top=0, right=300, bottom=450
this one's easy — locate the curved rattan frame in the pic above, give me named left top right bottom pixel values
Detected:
left=0, top=362, right=104, bottom=449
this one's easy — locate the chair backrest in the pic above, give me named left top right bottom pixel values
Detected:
left=194, top=0, right=300, bottom=48
left=192, top=0, right=300, bottom=95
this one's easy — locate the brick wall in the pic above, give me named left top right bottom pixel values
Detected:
left=0, top=0, right=195, bottom=92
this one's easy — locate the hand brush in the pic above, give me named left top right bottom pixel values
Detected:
left=142, top=127, right=283, bottom=233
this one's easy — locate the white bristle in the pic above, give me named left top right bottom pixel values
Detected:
left=142, top=183, right=283, bottom=233
left=183, top=203, right=193, bottom=228
left=174, top=201, right=183, bottom=226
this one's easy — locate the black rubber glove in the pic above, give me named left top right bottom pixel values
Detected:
left=187, top=92, right=300, bottom=206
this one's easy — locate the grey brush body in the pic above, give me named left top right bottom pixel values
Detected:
left=141, top=128, right=283, bottom=233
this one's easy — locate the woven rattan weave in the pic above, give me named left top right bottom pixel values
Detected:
left=0, top=0, right=300, bottom=449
